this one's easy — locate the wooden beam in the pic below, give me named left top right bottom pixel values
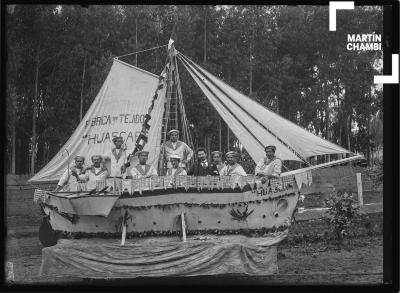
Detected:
left=282, top=155, right=364, bottom=176
left=180, top=212, right=187, bottom=242
left=356, top=173, right=363, bottom=206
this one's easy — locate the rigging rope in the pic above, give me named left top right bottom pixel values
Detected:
left=177, top=51, right=311, bottom=166
left=114, top=44, right=168, bottom=60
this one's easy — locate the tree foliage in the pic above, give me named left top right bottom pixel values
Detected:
left=5, top=5, right=383, bottom=174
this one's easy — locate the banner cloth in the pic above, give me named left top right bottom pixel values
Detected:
left=39, top=233, right=286, bottom=278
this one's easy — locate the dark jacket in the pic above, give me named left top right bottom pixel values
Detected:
left=187, top=160, right=219, bottom=176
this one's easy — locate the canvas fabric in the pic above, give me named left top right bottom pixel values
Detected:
left=29, top=59, right=165, bottom=182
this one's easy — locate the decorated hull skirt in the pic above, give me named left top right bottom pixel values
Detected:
left=39, top=233, right=286, bottom=278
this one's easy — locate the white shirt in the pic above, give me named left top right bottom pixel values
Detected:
left=220, top=163, right=247, bottom=176
left=161, top=140, right=193, bottom=168
left=166, top=167, right=187, bottom=187
left=57, top=166, right=85, bottom=187
left=130, top=164, right=158, bottom=179
left=167, top=167, right=187, bottom=177
left=255, top=157, right=282, bottom=177
left=79, top=167, right=108, bottom=182
left=214, top=162, right=225, bottom=172
left=103, top=147, right=134, bottom=177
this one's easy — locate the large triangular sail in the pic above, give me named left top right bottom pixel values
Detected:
left=177, top=51, right=351, bottom=165
left=29, top=59, right=166, bottom=183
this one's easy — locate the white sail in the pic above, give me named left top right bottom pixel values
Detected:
left=29, top=59, right=165, bottom=182
left=177, top=52, right=350, bottom=164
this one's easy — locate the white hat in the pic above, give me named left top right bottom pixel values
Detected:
left=91, top=155, right=103, bottom=161
left=169, top=154, right=181, bottom=161
left=167, top=129, right=179, bottom=136
left=225, top=151, right=238, bottom=157
left=137, top=150, right=149, bottom=156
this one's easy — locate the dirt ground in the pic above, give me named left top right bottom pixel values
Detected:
left=5, top=220, right=383, bottom=285
left=5, top=187, right=384, bottom=286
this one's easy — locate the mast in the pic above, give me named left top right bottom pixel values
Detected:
left=159, top=43, right=194, bottom=175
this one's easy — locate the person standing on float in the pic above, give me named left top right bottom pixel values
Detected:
left=102, top=136, right=133, bottom=178
left=255, top=145, right=282, bottom=184
left=130, top=150, right=158, bottom=179
left=161, top=129, right=193, bottom=169
left=54, top=156, right=86, bottom=191
left=211, top=150, right=225, bottom=173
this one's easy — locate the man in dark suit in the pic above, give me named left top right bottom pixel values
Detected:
left=187, top=148, right=219, bottom=176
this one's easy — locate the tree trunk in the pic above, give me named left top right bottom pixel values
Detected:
left=325, top=84, right=330, bottom=139
left=347, top=115, right=351, bottom=151
left=367, top=114, right=371, bottom=166
left=206, top=134, right=211, bottom=162
left=249, top=41, right=253, bottom=96
left=218, top=117, right=222, bottom=151
left=227, top=126, right=230, bottom=151
left=203, top=6, right=207, bottom=64
left=10, top=88, right=16, bottom=174
left=31, top=47, right=40, bottom=175
left=135, top=17, right=138, bottom=67
left=11, top=124, right=16, bottom=174
left=79, top=53, right=87, bottom=121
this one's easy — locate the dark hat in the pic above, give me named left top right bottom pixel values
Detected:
left=112, top=136, right=123, bottom=142
left=265, top=145, right=276, bottom=152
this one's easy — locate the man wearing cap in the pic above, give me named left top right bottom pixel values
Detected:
left=102, top=136, right=132, bottom=178
left=130, top=150, right=158, bottom=179
left=211, top=151, right=225, bottom=173
left=255, top=145, right=282, bottom=182
left=55, top=156, right=86, bottom=191
left=187, top=148, right=219, bottom=176
left=161, top=129, right=193, bottom=169
left=79, top=155, right=108, bottom=182
left=167, top=154, right=187, bottom=186
left=220, top=151, right=247, bottom=177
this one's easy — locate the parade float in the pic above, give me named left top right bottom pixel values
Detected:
left=29, top=41, right=361, bottom=278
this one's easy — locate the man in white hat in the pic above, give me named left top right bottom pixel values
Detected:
left=79, top=155, right=108, bottom=182
left=102, top=136, right=132, bottom=178
left=130, top=150, right=158, bottom=179
left=55, top=156, right=86, bottom=191
left=219, top=151, right=247, bottom=177
left=161, top=129, right=193, bottom=169
left=167, top=154, right=187, bottom=186
left=255, top=145, right=282, bottom=183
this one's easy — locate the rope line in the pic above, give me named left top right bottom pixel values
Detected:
left=114, top=44, right=168, bottom=60
left=178, top=52, right=311, bottom=166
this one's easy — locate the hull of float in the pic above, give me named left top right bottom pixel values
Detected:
left=41, top=189, right=299, bottom=237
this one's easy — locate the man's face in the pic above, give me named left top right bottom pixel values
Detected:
left=212, top=153, right=222, bottom=164
left=138, top=153, right=148, bottom=165
left=170, top=132, right=179, bottom=142
left=265, top=149, right=275, bottom=159
left=114, top=138, right=123, bottom=148
left=92, top=157, right=101, bottom=167
left=226, top=154, right=237, bottom=165
left=75, top=158, right=84, bottom=168
left=171, top=158, right=179, bottom=168
left=197, top=151, right=207, bottom=162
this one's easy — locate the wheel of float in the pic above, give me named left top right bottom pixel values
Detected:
left=39, top=216, right=58, bottom=247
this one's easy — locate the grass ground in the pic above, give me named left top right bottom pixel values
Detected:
left=5, top=187, right=384, bottom=285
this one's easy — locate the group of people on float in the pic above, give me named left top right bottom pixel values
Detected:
left=55, top=129, right=282, bottom=191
